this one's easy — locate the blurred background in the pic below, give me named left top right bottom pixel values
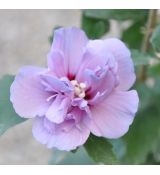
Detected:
left=0, top=10, right=82, bottom=164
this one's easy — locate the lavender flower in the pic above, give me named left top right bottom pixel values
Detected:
left=10, top=27, right=139, bottom=151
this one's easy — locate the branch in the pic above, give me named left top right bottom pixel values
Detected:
left=138, top=9, right=158, bottom=81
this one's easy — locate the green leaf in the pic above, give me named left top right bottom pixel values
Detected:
left=122, top=105, right=160, bottom=164
left=151, top=139, right=160, bottom=162
left=145, top=153, right=160, bottom=165
left=122, top=79, right=160, bottom=164
left=81, top=13, right=110, bottom=39
left=150, top=24, right=160, bottom=52
left=84, top=135, right=118, bottom=164
left=0, top=75, right=26, bottom=136
left=109, top=139, right=127, bottom=161
left=122, top=21, right=144, bottom=49
left=83, top=10, right=148, bottom=21
left=151, top=77, right=160, bottom=97
left=131, top=50, right=153, bottom=66
left=148, top=63, right=160, bottom=77
left=135, top=83, right=153, bottom=110
left=49, top=147, right=95, bottom=165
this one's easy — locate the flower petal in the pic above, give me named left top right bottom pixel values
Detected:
left=32, top=117, right=90, bottom=151
left=48, top=124, right=90, bottom=151
left=32, top=117, right=53, bottom=144
left=91, top=90, right=139, bottom=138
left=75, top=40, right=118, bottom=103
left=47, top=51, right=66, bottom=77
left=77, top=40, right=108, bottom=74
left=104, top=38, right=136, bottom=90
left=46, top=96, right=70, bottom=124
left=49, top=27, right=88, bottom=77
left=76, top=40, right=108, bottom=81
left=77, top=38, right=135, bottom=91
left=40, top=74, right=73, bottom=93
left=84, top=68, right=117, bottom=103
left=10, top=66, right=51, bottom=118
left=83, top=115, right=102, bottom=137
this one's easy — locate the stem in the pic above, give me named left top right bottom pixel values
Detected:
left=138, top=9, right=158, bottom=81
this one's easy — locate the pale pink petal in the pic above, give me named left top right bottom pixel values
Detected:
left=84, top=68, right=117, bottom=103
left=10, top=66, right=51, bottom=118
left=66, top=106, right=88, bottom=124
left=83, top=115, right=102, bottom=137
left=32, top=117, right=90, bottom=151
left=49, top=27, right=88, bottom=77
left=48, top=122, right=90, bottom=151
left=71, top=98, right=88, bottom=110
left=104, top=38, right=136, bottom=90
left=32, top=117, right=53, bottom=144
left=77, top=38, right=135, bottom=91
left=91, top=90, right=139, bottom=138
left=46, top=96, right=70, bottom=124
left=88, top=91, right=107, bottom=105
left=47, top=51, right=66, bottom=77
left=75, top=40, right=118, bottom=103
left=76, top=40, right=109, bottom=81
left=40, top=74, right=73, bottom=93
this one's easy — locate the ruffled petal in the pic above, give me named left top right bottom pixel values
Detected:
left=48, top=123, right=90, bottom=151
left=91, top=90, right=139, bottom=138
left=46, top=96, right=70, bottom=124
left=75, top=40, right=118, bottom=103
left=84, top=68, right=117, bottom=104
left=32, top=117, right=53, bottom=144
left=77, top=38, right=135, bottom=91
left=32, top=116, right=90, bottom=151
left=40, top=74, right=73, bottom=93
left=10, top=66, right=51, bottom=118
left=48, top=27, right=88, bottom=77
left=76, top=40, right=113, bottom=81
left=104, top=38, right=136, bottom=90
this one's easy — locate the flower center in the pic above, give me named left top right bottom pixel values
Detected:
left=71, top=80, right=86, bottom=98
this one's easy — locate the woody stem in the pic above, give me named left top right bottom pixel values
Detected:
left=138, top=9, right=158, bottom=81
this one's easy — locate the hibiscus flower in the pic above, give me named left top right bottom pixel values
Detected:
left=10, top=27, right=139, bottom=151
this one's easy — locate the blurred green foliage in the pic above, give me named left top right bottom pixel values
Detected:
left=83, top=9, right=148, bottom=21
left=150, top=24, right=160, bottom=52
left=81, top=14, right=110, bottom=39
left=0, top=75, right=26, bottom=136
left=122, top=21, right=145, bottom=49
left=49, top=147, right=95, bottom=165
